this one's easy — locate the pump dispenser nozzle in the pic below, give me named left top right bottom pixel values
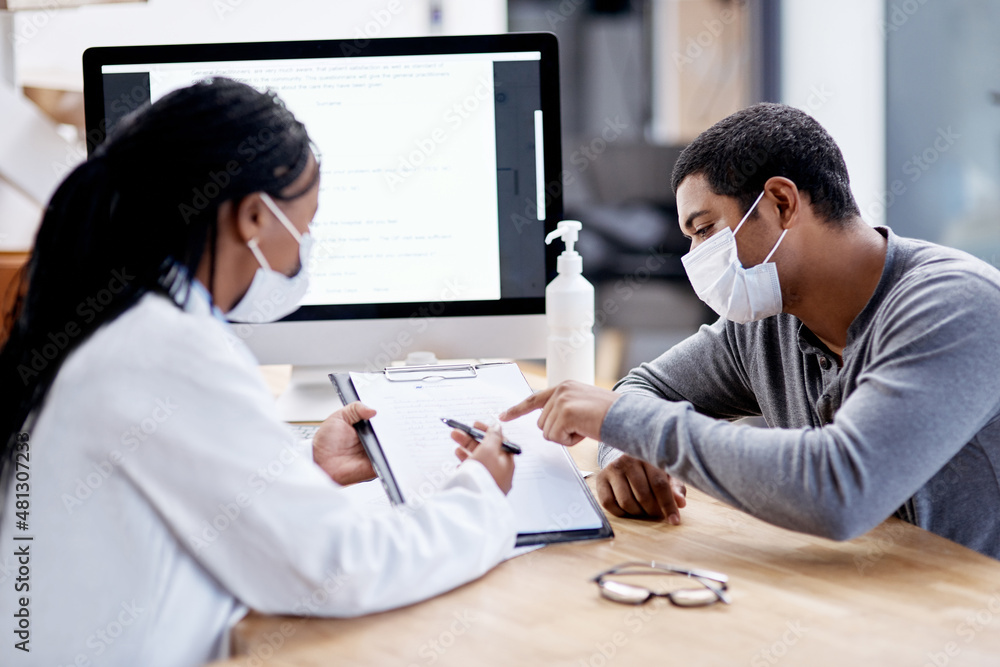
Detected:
left=545, top=220, right=582, bottom=254
left=545, top=220, right=584, bottom=275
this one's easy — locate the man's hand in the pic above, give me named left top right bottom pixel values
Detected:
left=499, top=381, right=618, bottom=446
left=312, top=402, right=377, bottom=486
left=596, top=454, right=687, bottom=524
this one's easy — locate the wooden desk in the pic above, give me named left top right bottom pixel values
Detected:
left=226, top=367, right=1000, bottom=666
left=0, top=251, right=28, bottom=328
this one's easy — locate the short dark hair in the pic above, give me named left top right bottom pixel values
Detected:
left=671, top=103, right=861, bottom=223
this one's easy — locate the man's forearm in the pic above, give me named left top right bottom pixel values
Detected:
left=597, top=393, right=954, bottom=542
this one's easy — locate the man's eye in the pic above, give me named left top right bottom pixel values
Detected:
left=695, top=225, right=714, bottom=238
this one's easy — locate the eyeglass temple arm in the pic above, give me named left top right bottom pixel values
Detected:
left=670, top=567, right=731, bottom=604
left=697, top=580, right=731, bottom=605
left=594, top=562, right=729, bottom=585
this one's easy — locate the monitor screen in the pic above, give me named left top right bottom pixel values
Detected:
left=83, top=34, right=561, bottom=419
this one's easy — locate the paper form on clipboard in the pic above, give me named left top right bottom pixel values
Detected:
left=329, top=363, right=612, bottom=547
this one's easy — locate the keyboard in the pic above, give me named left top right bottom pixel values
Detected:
left=289, top=423, right=320, bottom=440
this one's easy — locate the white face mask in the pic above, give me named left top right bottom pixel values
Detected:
left=227, top=192, right=313, bottom=323
left=680, top=191, right=788, bottom=324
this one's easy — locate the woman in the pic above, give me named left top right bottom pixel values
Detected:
left=0, top=78, right=515, bottom=666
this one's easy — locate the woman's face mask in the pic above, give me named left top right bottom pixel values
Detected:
left=227, top=192, right=313, bottom=323
left=680, top=191, right=788, bottom=324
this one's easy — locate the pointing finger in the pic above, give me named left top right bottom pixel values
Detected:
left=500, top=388, right=554, bottom=421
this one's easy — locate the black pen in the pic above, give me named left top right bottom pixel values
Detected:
left=441, top=418, right=522, bottom=455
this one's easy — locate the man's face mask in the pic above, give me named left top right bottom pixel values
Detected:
left=680, top=191, right=788, bottom=324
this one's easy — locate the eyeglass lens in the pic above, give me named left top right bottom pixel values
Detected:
left=598, top=580, right=721, bottom=607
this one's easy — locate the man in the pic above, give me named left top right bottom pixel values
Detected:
left=502, top=103, right=1000, bottom=560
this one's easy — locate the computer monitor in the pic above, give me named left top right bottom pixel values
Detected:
left=82, top=33, right=561, bottom=420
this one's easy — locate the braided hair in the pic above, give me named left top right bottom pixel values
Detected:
left=0, top=77, right=313, bottom=463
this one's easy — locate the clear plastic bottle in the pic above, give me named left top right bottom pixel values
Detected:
left=545, top=220, right=595, bottom=387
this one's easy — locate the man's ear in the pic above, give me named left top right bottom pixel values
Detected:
left=763, top=176, right=800, bottom=229
left=231, top=193, right=268, bottom=244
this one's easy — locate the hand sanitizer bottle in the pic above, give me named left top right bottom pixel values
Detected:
left=545, top=220, right=595, bottom=386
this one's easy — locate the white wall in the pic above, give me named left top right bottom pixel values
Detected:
left=781, top=0, right=886, bottom=226
left=0, top=0, right=506, bottom=250
left=13, top=0, right=507, bottom=91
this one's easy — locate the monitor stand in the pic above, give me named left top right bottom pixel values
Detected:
left=276, top=365, right=348, bottom=423
left=275, top=351, right=443, bottom=422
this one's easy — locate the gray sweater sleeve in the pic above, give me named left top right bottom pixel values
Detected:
left=600, top=270, right=1000, bottom=540
left=598, top=318, right=761, bottom=468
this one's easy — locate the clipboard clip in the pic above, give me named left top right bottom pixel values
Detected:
left=383, top=363, right=479, bottom=382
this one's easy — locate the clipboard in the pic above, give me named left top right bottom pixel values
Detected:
left=329, top=363, right=613, bottom=547
left=330, top=372, right=405, bottom=506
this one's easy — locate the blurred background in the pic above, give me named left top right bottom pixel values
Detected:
left=1, top=0, right=997, bottom=382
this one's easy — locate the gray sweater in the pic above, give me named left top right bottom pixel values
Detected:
left=599, top=227, right=1000, bottom=559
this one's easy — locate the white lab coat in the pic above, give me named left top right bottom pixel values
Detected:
left=0, top=287, right=516, bottom=666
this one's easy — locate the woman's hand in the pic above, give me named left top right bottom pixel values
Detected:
left=312, top=402, right=377, bottom=485
left=450, top=421, right=516, bottom=494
